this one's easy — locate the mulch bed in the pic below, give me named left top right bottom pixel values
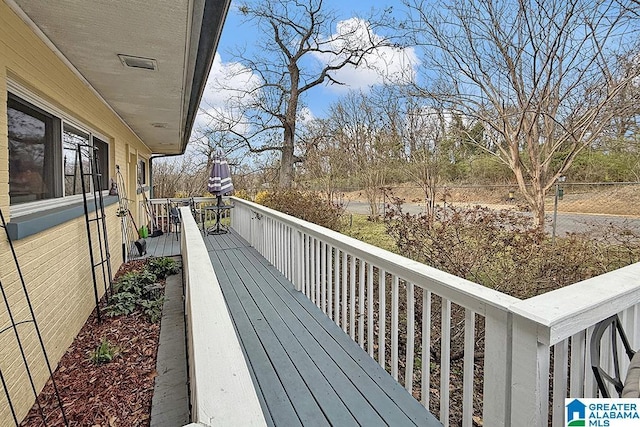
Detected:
left=21, top=260, right=162, bottom=427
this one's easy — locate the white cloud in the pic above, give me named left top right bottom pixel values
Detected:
left=313, top=18, right=420, bottom=93
left=193, top=53, right=262, bottom=136
left=297, top=107, right=316, bottom=126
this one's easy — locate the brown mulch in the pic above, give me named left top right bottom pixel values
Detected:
left=21, top=260, right=162, bottom=427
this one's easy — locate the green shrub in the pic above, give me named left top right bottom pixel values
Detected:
left=257, top=189, right=344, bottom=231
left=139, top=297, right=165, bottom=323
left=107, top=263, right=166, bottom=321
left=105, top=292, right=137, bottom=317
left=146, top=257, right=179, bottom=280
left=88, top=338, right=120, bottom=364
left=113, top=272, right=145, bottom=297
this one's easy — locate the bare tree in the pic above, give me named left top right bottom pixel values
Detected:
left=404, top=99, right=448, bottom=219
left=152, top=154, right=208, bottom=198
left=210, top=0, right=393, bottom=188
left=326, top=89, right=403, bottom=218
left=405, top=0, right=640, bottom=226
left=297, top=118, right=350, bottom=204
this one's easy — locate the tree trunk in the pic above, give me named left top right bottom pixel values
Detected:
left=279, top=143, right=295, bottom=188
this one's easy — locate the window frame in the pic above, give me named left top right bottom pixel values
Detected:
left=7, top=81, right=111, bottom=217
left=138, top=158, right=147, bottom=186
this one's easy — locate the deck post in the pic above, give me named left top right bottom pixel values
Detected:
left=482, top=306, right=513, bottom=427
left=508, top=313, right=551, bottom=426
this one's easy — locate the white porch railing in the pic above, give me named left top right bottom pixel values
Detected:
left=229, top=197, right=640, bottom=427
left=146, top=197, right=232, bottom=233
left=179, top=207, right=266, bottom=426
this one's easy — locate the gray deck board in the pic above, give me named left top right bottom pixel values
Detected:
left=244, top=247, right=436, bottom=425
left=238, top=248, right=425, bottom=425
left=144, top=233, right=182, bottom=258
left=206, top=230, right=441, bottom=427
left=217, top=249, right=354, bottom=426
left=221, top=248, right=385, bottom=425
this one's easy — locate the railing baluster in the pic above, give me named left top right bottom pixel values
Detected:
left=391, top=275, right=399, bottom=380
left=342, top=251, right=348, bottom=332
left=328, top=246, right=333, bottom=320
left=552, top=339, right=568, bottom=426
left=367, top=263, right=374, bottom=357
left=284, top=226, right=289, bottom=279
left=569, top=331, right=585, bottom=397
left=584, top=326, right=597, bottom=397
left=334, top=248, right=340, bottom=326
left=379, top=269, right=386, bottom=369
left=359, top=259, right=365, bottom=348
left=321, top=241, right=327, bottom=314
left=421, top=290, right=432, bottom=407
left=405, top=282, right=415, bottom=393
left=315, top=238, right=321, bottom=307
left=304, top=234, right=310, bottom=298
left=462, top=309, right=475, bottom=427
left=294, top=230, right=302, bottom=291
left=350, top=255, right=356, bottom=339
left=441, top=299, right=451, bottom=426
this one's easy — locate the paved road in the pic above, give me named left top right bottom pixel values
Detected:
left=343, top=201, right=640, bottom=237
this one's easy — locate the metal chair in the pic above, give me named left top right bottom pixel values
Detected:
left=169, top=206, right=180, bottom=240
left=590, top=314, right=636, bottom=397
left=168, top=199, right=192, bottom=240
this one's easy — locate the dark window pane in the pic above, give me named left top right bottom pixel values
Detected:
left=93, top=137, right=109, bottom=190
left=63, top=124, right=91, bottom=195
left=138, top=159, right=146, bottom=185
left=8, top=99, right=55, bottom=204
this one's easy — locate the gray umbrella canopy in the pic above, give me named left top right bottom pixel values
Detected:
left=207, top=151, right=234, bottom=196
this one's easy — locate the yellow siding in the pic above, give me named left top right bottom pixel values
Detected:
left=0, top=1, right=152, bottom=423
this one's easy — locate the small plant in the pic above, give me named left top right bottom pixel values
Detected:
left=146, top=257, right=179, bottom=280
left=88, top=338, right=120, bottom=364
left=137, top=269, right=158, bottom=286
left=105, top=291, right=137, bottom=317
left=113, top=272, right=144, bottom=296
left=139, top=297, right=165, bottom=323
left=112, top=270, right=157, bottom=296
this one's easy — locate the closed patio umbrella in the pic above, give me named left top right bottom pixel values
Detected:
left=207, top=150, right=234, bottom=233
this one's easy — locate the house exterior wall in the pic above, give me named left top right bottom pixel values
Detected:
left=0, top=1, right=152, bottom=423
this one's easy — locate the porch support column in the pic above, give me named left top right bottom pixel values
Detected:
left=482, top=306, right=513, bottom=426
left=509, top=313, right=551, bottom=426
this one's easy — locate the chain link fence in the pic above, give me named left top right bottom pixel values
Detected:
left=339, top=182, right=640, bottom=237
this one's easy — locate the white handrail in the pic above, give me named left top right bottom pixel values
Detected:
left=511, top=263, right=640, bottom=344
left=180, top=207, right=266, bottom=426
left=231, top=197, right=520, bottom=312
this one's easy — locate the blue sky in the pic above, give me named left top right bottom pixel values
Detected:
left=194, top=0, right=417, bottom=133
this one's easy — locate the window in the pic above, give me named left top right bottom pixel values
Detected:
left=7, top=92, right=110, bottom=205
left=63, top=123, right=91, bottom=196
left=138, top=159, right=146, bottom=185
left=8, top=96, right=61, bottom=204
left=94, top=138, right=109, bottom=191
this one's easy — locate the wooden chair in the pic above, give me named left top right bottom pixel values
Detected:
left=590, top=314, right=636, bottom=397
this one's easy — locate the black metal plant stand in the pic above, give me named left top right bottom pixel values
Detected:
left=0, top=208, right=68, bottom=426
left=77, top=143, right=114, bottom=323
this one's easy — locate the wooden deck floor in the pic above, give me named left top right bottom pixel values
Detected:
left=142, top=229, right=440, bottom=426
left=205, top=230, right=441, bottom=427
left=145, top=231, right=182, bottom=257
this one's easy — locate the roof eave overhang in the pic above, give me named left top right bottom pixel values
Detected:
left=181, top=0, right=231, bottom=155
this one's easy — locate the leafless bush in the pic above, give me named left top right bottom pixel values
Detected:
left=385, top=197, right=640, bottom=298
